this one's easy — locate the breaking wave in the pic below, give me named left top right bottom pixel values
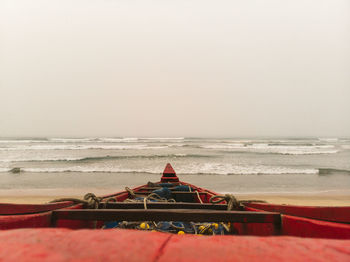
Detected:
left=318, top=138, right=339, bottom=142
left=0, top=144, right=169, bottom=151
left=0, top=163, right=319, bottom=175
left=201, top=143, right=338, bottom=155
left=0, top=137, right=185, bottom=144
left=0, top=154, right=210, bottom=163
left=176, top=163, right=319, bottom=175
left=0, top=139, right=48, bottom=143
left=49, top=137, right=185, bottom=143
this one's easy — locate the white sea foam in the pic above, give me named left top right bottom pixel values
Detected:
left=0, top=144, right=169, bottom=151
left=48, top=137, right=184, bottom=143
left=0, top=163, right=318, bottom=175
left=98, top=138, right=139, bottom=142
left=200, top=143, right=338, bottom=155
left=139, top=137, right=185, bottom=140
left=341, top=145, right=350, bottom=149
left=0, top=153, right=192, bottom=163
left=0, top=157, right=84, bottom=163
left=4, top=166, right=161, bottom=174
left=176, top=163, right=318, bottom=175
left=49, top=138, right=97, bottom=143
left=318, top=138, right=339, bottom=142
left=0, top=140, right=48, bottom=143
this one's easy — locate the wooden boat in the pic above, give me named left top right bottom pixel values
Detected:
left=0, top=163, right=349, bottom=238
left=0, top=163, right=350, bottom=261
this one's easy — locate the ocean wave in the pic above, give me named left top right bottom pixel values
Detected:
left=0, top=139, right=48, bottom=143
left=0, top=144, right=169, bottom=151
left=341, top=145, right=350, bottom=149
left=73, top=154, right=209, bottom=162
left=176, top=163, right=319, bottom=175
left=0, top=163, right=319, bottom=175
left=49, top=138, right=99, bottom=143
left=0, top=157, right=84, bottom=163
left=0, top=154, right=210, bottom=163
left=139, top=137, right=185, bottom=140
left=0, top=137, right=186, bottom=144
left=50, top=137, right=142, bottom=143
left=0, top=167, right=161, bottom=174
left=49, top=137, right=184, bottom=143
left=98, top=138, right=139, bottom=142
left=201, top=143, right=338, bottom=155
left=318, top=138, right=339, bottom=142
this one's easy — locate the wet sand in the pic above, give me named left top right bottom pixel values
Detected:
left=1, top=193, right=350, bottom=206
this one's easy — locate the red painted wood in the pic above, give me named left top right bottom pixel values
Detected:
left=0, top=176, right=349, bottom=240
left=0, top=212, right=51, bottom=229
left=163, top=163, right=176, bottom=175
left=0, top=229, right=349, bottom=262
left=245, top=206, right=350, bottom=239
left=282, top=215, right=350, bottom=239
left=161, top=163, right=179, bottom=182
left=244, top=202, right=350, bottom=223
left=0, top=202, right=73, bottom=215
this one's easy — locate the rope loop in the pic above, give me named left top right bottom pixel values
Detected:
left=210, top=194, right=239, bottom=210
left=49, top=193, right=103, bottom=209
left=125, top=187, right=137, bottom=198
left=83, top=193, right=102, bottom=209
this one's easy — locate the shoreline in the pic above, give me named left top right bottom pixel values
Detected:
left=1, top=192, right=350, bottom=206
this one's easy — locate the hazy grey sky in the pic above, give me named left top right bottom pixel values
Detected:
left=1, top=0, right=349, bottom=137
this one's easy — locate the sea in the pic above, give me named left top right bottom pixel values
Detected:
left=0, top=137, right=349, bottom=196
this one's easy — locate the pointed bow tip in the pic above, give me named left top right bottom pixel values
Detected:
left=163, top=163, right=176, bottom=175
left=161, top=163, right=179, bottom=182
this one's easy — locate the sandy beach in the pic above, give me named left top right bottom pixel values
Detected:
left=1, top=193, right=350, bottom=206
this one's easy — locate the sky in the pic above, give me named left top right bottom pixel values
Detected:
left=0, top=0, right=349, bottom=138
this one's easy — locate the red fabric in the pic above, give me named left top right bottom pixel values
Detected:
left=0, top=229, right=349, bottom=262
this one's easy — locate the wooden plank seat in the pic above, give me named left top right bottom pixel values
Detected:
left=133, top=191, right=207, bottom=195
left=51, top=209, right=281, bottom=225
left=99, top=202, right=229, bottom=210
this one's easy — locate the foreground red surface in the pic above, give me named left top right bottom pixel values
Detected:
left=0, top=229, right=349, bottom=262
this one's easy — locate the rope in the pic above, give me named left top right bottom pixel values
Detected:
left=125, top=187, right=137, bottom=198
left=84, top=193, right=102, bottom=209
left=50, top=193, right=102, bottom=209
left=210, top=194, right=239, bottom=211
left=50, top=193, right=102, bottom=229
left=195, top=190, right=203, bottom=204
left=142, top=193, right=176, bottom=209
left=147, top=181, right=160, bottom=188
left=143, top=197, right=148, bottom=210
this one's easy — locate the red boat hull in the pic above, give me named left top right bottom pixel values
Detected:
left=1, top=181, right=350, bottom=240
left=0, top=228, right=349, bottom=262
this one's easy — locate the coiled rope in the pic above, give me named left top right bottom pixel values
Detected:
left=49, top=193, right=102, bottom=209
left=124, top=186, right=175, bottom=209
left=210, top=194, right=239, bottom=211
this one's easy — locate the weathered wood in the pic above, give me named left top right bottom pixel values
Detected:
left=99, top=202, right=229, bottom=210
left=0, top=202, right=74, bottom=215
left=52, top=209, right=281, bottom=224
left=134, top=191, right=207, bottom=195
